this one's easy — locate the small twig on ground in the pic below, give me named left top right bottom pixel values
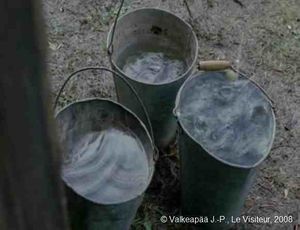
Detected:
left=183, top=0, right=194, bottom=20
left=233, top=0, right=244, bottom=8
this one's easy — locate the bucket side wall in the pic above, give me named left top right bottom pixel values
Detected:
left=65, top=187, right=143, bottom=230
left=113, top=70, right=191, bottom=148
left=179, top=127, right=257, bottom=230
left=86, top=195, right=143, bottom=230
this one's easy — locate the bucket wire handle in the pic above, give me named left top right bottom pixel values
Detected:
left=53, top=67, right=157, bottom=158
left=230, top=66, right=275, bottom=108
left=107, top=0, right=125, bottom=56
left=197, top=60, right=275, bottom=108
left=105, top=2, right=159, bottom=160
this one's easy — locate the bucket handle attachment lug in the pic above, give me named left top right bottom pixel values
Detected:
left=54, top=66, right=157, bottom=158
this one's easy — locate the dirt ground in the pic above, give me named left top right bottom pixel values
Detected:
left=43, top=0, right=300, bottom=229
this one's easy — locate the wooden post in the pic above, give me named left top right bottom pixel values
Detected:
left=0, top=0, right=69, bottom=229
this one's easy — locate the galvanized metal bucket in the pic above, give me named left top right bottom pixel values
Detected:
left=107, top=8, right=198, bottom=148
left=54, top=67, right=156, bottom=230
left=174, top=70, right=276, bottom=229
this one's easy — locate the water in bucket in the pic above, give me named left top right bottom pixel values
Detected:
left=56, top=98, right=154, bottom=207
left=117, top=43, right=187, bottom=84
left=62, top=127, right=149, bottom=204
left=178, top=72, right=275, bottom=167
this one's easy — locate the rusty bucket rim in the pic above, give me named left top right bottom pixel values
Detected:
left=174, top=71, right=277, bottom=169
left=55, top=97, right=155, bottom=205
left=106, top=7, right=199, bottom=86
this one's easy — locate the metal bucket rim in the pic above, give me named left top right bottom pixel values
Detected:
left=174, top=72, right=277, bottom=169
left=107, top=7, right=199, bottom=86
left=55, top=97, right=155, bottom=204
left=55, top=97, right=155, bottom=154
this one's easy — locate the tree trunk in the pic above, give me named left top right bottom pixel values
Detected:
left=0, top=0, right=69, bottom=229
